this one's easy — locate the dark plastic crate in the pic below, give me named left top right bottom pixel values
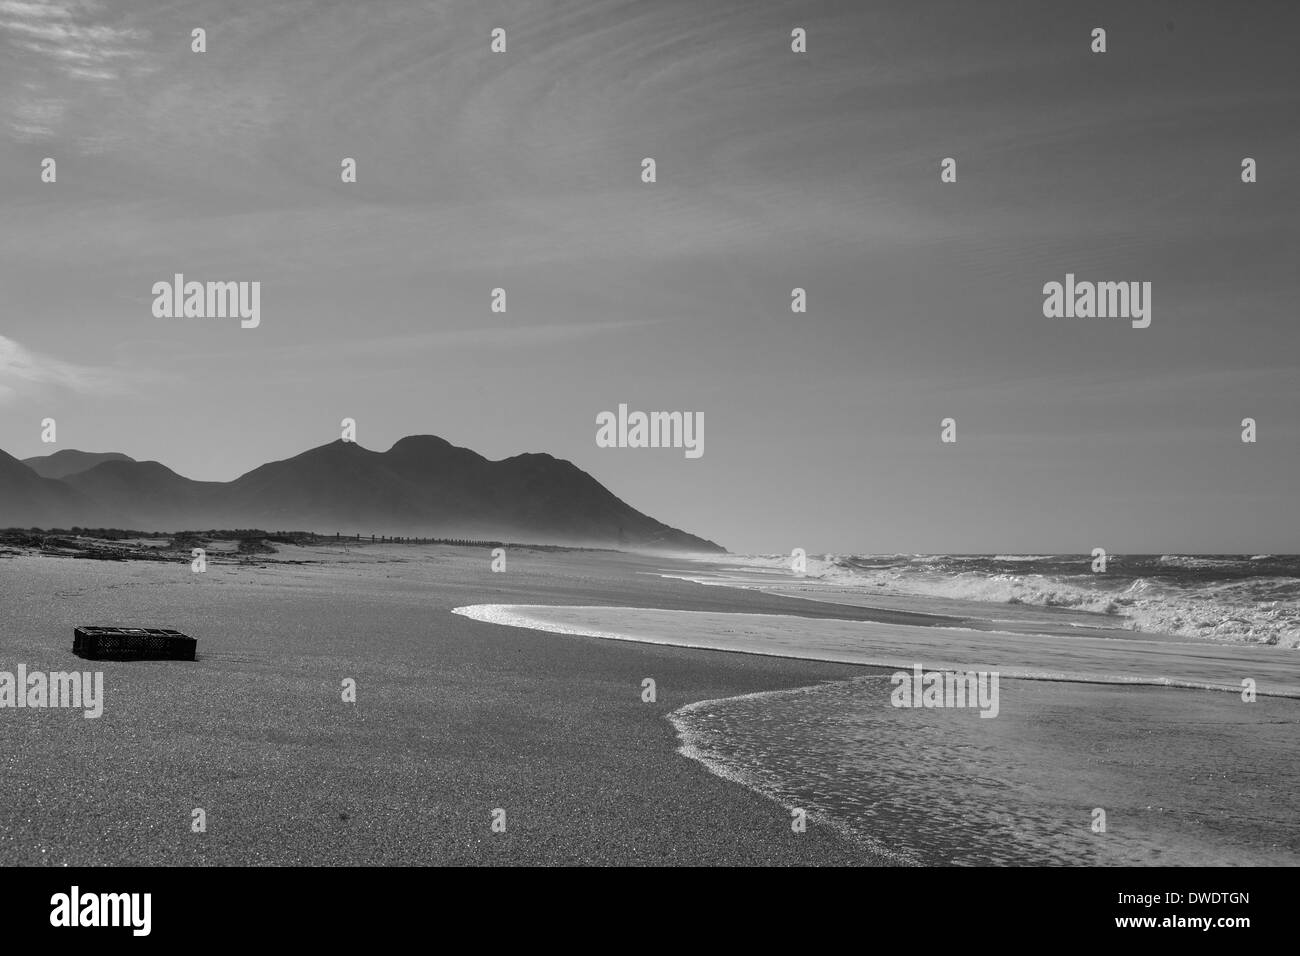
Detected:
left=73, top=626, right=197, bottom=661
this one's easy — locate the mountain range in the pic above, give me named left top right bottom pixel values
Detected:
left=1, top=437, right=723, bottom=552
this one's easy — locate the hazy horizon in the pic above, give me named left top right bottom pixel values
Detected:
left=6, top=437, right=1296, bottom=557
left=3, top=0, right=1298, bottom=554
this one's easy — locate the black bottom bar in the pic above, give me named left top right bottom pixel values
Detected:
left=0, top=866, right=1274, bottom=943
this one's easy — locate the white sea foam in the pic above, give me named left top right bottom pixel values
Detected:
left=451, top=604, right=1300, bottom=698
left=671, top=553, right=1300, bottom=648
left=454, top=602, right=1300, bottom=863
left=668, top=686, right=921, bottom=864
left=668, top=672, right=1300, bottom=866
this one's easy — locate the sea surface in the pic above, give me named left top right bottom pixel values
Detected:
left=677, top=552, right=1300, bottom=648
left=672, top=673, right=1299, bottom=865
left=663, top=555, right=1300, bottom=863
left=5, top=545, right=1296, bottom=865
left=458, top=548, right=1300, bottom=866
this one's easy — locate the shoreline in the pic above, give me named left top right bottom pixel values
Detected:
left=454, top=597, right=1300, bottom=865
left=451, top=603, right=1300, bottom=699
left=0, top=547, right=882, bottom=865
left=4, top=545, right=1295, bottom=865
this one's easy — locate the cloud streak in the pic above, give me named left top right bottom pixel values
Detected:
left=0, top=334, right=138, bottom=402
left=0, top=0, right=150, bottom=139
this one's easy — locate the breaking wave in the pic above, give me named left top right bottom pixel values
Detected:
left=709, top=553, right=1300, bottom=648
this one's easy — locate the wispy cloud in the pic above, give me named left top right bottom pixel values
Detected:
left=0, top=0, right=147, bottom=74
left=0, top=0, right=75, bottom=18
left=0, top=334, right=139, bottom=402
left=0, top=0, right=150, bottom=139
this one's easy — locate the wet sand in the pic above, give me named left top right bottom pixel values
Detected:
left=672, top=674, right=1300, bottom=866
left=2, top=545, right=1294, bottom=866
left=0, top=546, right=879, bottom=865
left=453, top=601, right=1300, bottom=865
left=451, top=605, right=1300, bottom=696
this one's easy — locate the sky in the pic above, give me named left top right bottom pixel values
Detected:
left=1, top=0, right=1298, bottom=554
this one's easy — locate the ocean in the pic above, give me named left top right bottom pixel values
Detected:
left=458, top=552, right=1300, bottom=865
left=692, top=552, right=1300, bottom=648
left=6, top=545, right=1296, bottom=865
left=672, top=673, right=1299, bottom=865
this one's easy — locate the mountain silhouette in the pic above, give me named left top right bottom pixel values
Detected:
left=22, top=449, right=134, bottom=480
left=0, top=449, right=96, bottom=527
left=62, top=460, right=226, bottom=531
left=1, top=436, right=723, bottom=551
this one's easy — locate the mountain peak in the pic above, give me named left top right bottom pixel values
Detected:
left=389, top=435, right=453, bottom=451
left=22, top=449, right=135, bottom=481
left=0, top=437, right=724, bottom=551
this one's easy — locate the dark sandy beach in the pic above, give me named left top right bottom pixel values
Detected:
left=5, top=543, right=1296, bottom=866
left=1, top=545, right=889, bottom=866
